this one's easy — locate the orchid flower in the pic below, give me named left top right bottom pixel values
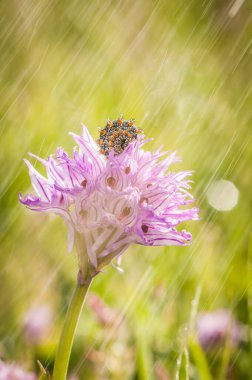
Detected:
left=20, top=119, right=198, bottom=274
left=20, top=118, right=198, bottom=380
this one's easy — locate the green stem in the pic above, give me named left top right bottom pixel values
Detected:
left=53, top=271, right=92, bottom=380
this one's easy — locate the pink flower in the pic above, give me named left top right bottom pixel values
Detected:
left=20, top=119, right=198, bottom=272
left=0, top=360, right=36, bottom=380
left=22, top=305, right=52, bottom=345
left=88, top=293, right=119, bottom=326
left=196, top=309, right=247, bottom=350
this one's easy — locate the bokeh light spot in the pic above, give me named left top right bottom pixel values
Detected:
left=207, top=179, right=239, bottom=211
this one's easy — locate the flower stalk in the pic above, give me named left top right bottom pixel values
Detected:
left=53, top=270, right=92, bottom=380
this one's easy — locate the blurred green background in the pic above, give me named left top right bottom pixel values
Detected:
left=0, top=0, right=251, bottom=379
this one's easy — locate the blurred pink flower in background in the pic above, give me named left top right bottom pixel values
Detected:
left=196, top=309, right=247, bottom=350
left=154, top=361, right=171, bottom=380
left=22, top=305, right=52, bottom=345
left=0, top=360, right=36, bottom=380
left=88, top=293, right=120, bottom=326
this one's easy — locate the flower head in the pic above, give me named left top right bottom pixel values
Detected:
left=20, top=118, right=198, bottom=274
